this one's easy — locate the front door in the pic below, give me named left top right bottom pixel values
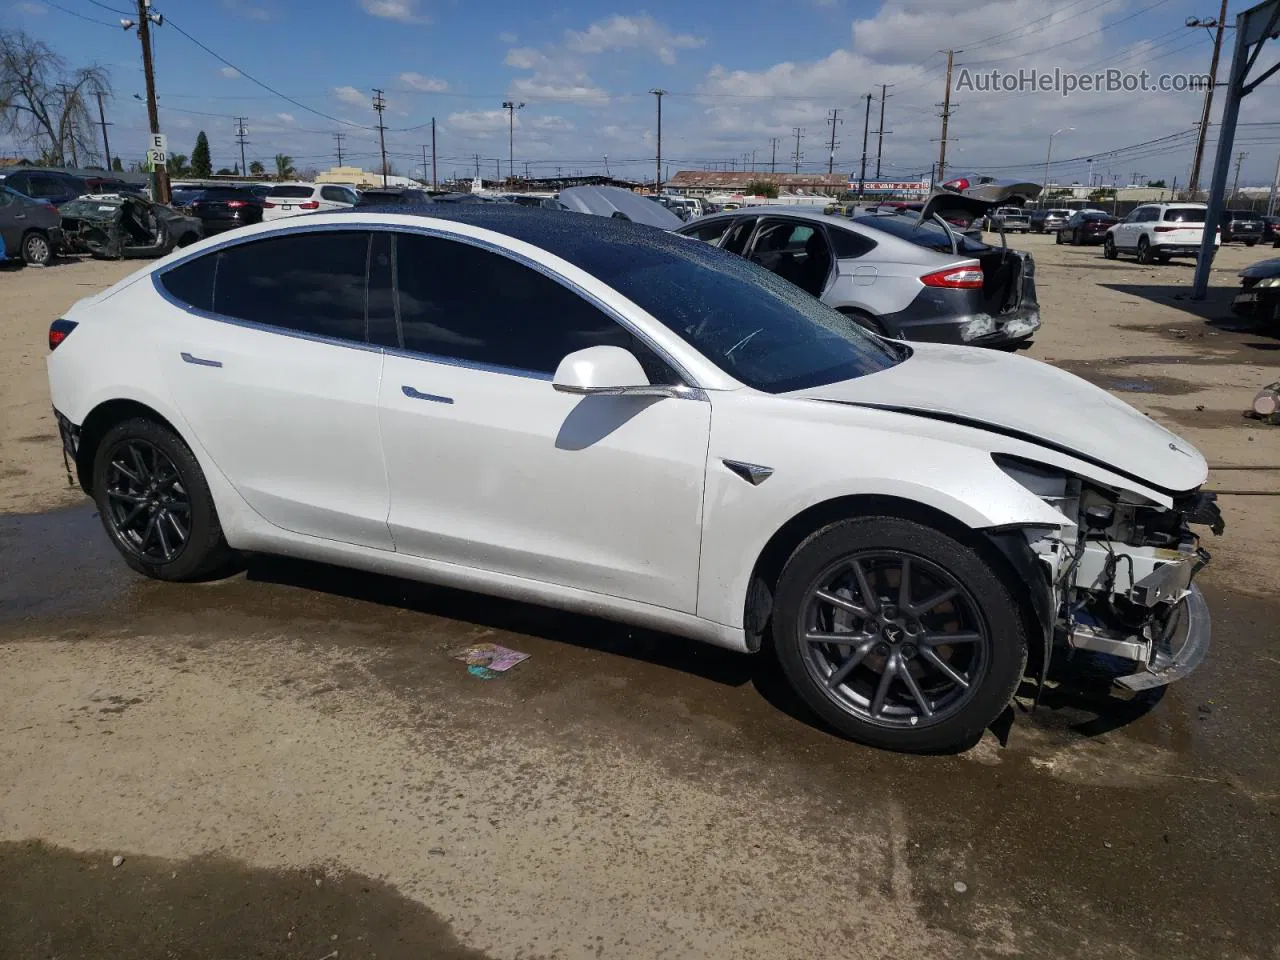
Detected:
left=378, top=231, right=710, bottom=613
left=157, top=229, right=394, bottom=550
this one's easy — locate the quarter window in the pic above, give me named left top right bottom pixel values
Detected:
left=828, top=227, right=877, bottom=259
left=211, top=231, right=370, bottom=342
left=158, top=254, right=217, bottom=312
left=394, top=232, right=676, bottom=380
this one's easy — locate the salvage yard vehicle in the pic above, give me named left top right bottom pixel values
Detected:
left=1220, top=209, right=1264, bottom=246
left=1232, top=257, right=1280, bottom=323
left=263, top=182, right=359, bottom=221
left=0, top=167, right=87, bottom=209
left=59, top=195, right=203, bottom=259
left=46, top=206, right=1223, bottom=753
left=679, top=176, right=1041, bottom=348
left=186, top=186, right=265, bottom=234
left=1029, top=208, right=1072, bottom=233
left=1057, top=210, right=1119, bottom=246
left=1104, top=203, right=1219, bottom=264
left=0, top=184, right=63, bottom=265
left=983, top=206, right=1030, bottom=233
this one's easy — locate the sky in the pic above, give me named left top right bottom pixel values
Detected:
left=2, top=0, right=1279, bottom=187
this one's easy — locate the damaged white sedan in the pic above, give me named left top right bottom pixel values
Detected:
left=46, top=207, right=1222, bottom=752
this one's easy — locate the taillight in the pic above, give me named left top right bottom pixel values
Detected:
left=49, top=318, right=78, bottom=351
left=942, top=177, right=970, bottom=192
left=227, top=199, right=247, bottom=209
left=299, top=200, right=320, bottom=210
left=920, top=265, right=984, bottom=289
left=263, top=201, right=276, bottom=208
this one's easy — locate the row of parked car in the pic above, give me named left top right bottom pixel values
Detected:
left=987, top=202, right=1279, bottom=247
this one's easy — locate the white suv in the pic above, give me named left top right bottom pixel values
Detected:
left=262, top=182, right=358, bottom=221
left=1105, top=203, right=1219, bottom=264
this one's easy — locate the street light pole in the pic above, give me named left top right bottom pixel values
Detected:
left=502, top=100, right=524, bottom=182
left=1043, top=126, right=1074, bottom=197
left=650, top=89, right=667, bottom=194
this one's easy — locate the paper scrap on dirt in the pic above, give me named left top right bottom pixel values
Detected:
left=452, top=642, right=530, bottom=677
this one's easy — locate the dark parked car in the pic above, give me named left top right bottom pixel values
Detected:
left=187, top=186, right=264, bottom=233
left=1057, top=210, right=1120, bottom=245
left=355, top=186, right=433, bottom=206
left=1233, top=257, right=1280, bottom=323
left=0, top=184, right=63, bottom=265
left=0, top=167, right=88, bottom=209
left=1262, top=215, right=1280, bottom=247
left=1030, top=208, right=1072, bottom=233
left=1221, top=209, right=1264, bottom=245
left=60, top=194, right=202, bottom=259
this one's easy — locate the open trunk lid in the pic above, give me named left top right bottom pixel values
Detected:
left=919, top=176, right=1042, bottom=230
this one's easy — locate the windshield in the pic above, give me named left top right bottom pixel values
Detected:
left=561, top=231, right=902, bottom=393
left=851, top=212, right=989, bottom=254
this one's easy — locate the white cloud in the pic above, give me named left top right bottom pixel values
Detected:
left=361, top=0, right=429, bottom=24
left=533, top=115, right=575, bottom=132
left=398, top=71, right=449, bottom=92
left=505, top=47, right=546, bottom=69
left=219, top=66, right=240, bottom=79
left=498, top=31, right=518, bottom=44
left=222, top=0, right=271, bottom=20
left=444, top=109, right=510, bottom=135
left=276, top=112, right=295, bottom=124
left=332, top=85, right=367, bottom=106
left=14, top=2, right=46, bottom=14
left=564, top=14, right=704, bottom=65
left=510, top=73, right=608, bottom=104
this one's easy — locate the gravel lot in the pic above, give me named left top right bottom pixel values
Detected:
left=1, top=237, right=1278, bottom=960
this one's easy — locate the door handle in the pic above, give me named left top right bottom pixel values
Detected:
left=181, top=351, right=223, bottom=368
left=14, top=214, right=26, bottom=220
left=402, top=385, right=453, bottom=404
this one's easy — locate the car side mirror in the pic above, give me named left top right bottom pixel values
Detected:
left=552, top=346, right=654, bottom=395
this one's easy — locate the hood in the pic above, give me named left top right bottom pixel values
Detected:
left=790, top=342, right=1207, bottom=494
left=557, top=185, right=683, bottom=229
left=1240, top=257, right=1280, bottom=280
left=919, top=176, right=1042, bottom=228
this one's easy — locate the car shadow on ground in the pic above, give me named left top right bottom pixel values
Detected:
left=243, top=553, right=1159, bottom=752
left=1100, top=281, right=1237, bottom=322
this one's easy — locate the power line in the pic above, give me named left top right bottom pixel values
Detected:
left=84, top=0, right=132, bottom=14
left=42, top=1, right=117, bottom=27
left=958, top=0, right=1174, bottom=67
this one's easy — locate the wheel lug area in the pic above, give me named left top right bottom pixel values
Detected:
left=900, top=643, right=918, bottom=660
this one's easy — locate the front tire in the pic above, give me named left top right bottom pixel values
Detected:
left=1103, top=235, right=1117, bottom=259
left=22, top=230, right=54, bottom=266
left=91, top=417, right=234, bottom=581
left=1246, top=240, right=1257, bottom=247
left=772, top=517, right=1028, bottom=753
left=1055, top=230, right=1063, bottom=245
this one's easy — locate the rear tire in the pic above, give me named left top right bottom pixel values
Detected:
left=91, top=417, right=235, bottom=581
left=772, top=516, right=1028, bottom=753
left=1103, top=235, right=1117, bottom=259
left=1136, top=236, right=1153, bottom=264
left=839, top=307, right=888, bottom=337
left=1246, top=240, right=1257, bottom=247
left=1055, top=230, right=1063, bottom=245
left=21, top=230, right=54, bottom=266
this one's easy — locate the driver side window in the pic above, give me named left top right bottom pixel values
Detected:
left=393, top=232, right=680, bottom=384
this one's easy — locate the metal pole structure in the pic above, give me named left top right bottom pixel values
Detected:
left=650, top=89, right=667, bottom=193
left=134, top=0, right=169, bottom=203
left=333, top=131, right=344, bottom=166
left=235, top=118, right=248, bottom=178
left=826, top=107, right=841, bottom=175
left=372, top=89, right=388, bottom=186
left=501, top=101, right=524, bottom=181
left=770, top=136, right=778, bottom=173
left=1268, top=151, right=1280, bottom=216
left=858, top=93, right=872, bottom=195
left=1043, top=127, right=1073, bottom=194
left=422, top=144, right=429, bottom=185
left=1231, top=150, right=1248, bottom=199
left=431, top=117, right=437, bottom=189
left=874, top=82, right=892, bottom=177
left=937, top=49, right=956, bottom=182
left=1187, top=0, right=1231, bottom=199
left=96, top=91, right=112, bottom=171
left=793, top=127, right=803, bottom=173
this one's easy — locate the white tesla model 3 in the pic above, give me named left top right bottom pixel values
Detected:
left=46, top=206, right=1222, bottom=752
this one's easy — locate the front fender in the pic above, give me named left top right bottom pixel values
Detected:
left=695, top=393, right=1071, bottom=629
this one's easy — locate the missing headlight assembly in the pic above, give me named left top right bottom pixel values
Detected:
left=992, top=454, right=1223, bottom=692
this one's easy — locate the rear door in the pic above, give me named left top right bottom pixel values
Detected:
left=155, top=229, right=393, bottom=549
left=0, top=189, right=25, bottom=251
left=743, top=218, right=835, bottom=298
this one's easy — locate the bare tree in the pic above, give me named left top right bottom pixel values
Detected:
left=0, top=29, right=111, bottom=167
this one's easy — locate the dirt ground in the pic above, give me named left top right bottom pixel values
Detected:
left=1, top=240, right=1279, bottom=960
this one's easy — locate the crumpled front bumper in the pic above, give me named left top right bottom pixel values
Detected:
left=1114, top=583, right=1212, bottom=693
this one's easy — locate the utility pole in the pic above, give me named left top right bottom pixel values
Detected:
left=430, top=117, right=437, bottom=189
left=936, top=48, right=957, bottom=183
left=95, top=91, right=112, bottom=171
left=333, top=131, right=345, bottom=166
left=1268, top=152, right=1280, bottom=217
left=858, top=93, right=873, bottom=195
left=474, top=154, right=480, bottom=179
left=770, top=136, right=779, bottom=173
left=650, top=88, right=667, bottom=193
left=234, top=117, right=249, bottom=178
left=1186, top=0, right=1230, bottom=199
left=502, top=100, right=524, bottom=181
left=1231, top=151, right=1248, bottom=201
left=825, top=108, right=842, bottom=175
left=421, top=144, right=429, bottom=184
left=751, top=148, right=756, bottom=172
left=128, top=0, right=169, bottom=203
left=874, top=82, right=893, bottom=177
left=792, top=127, right=804, bottom=173
left=372, top=88, right=388, bottom=186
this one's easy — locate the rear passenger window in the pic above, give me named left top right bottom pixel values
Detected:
left=394, top=232, right=677, bottom=381
left=212, top=231, right=370, bottom=343
left=159, top=254, right=217, bottom=312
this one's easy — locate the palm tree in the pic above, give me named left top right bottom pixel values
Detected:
left=274, top=153, right=295, bottom=179
left=166, top=153, right=189, bottom=176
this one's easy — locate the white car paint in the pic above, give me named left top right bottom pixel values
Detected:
left=262, top=182, right=358, bottom=221
left=47, top=211, right=1211, bottom=662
